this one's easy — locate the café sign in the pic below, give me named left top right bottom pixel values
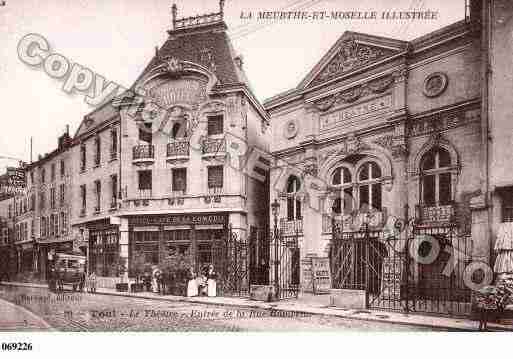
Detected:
left=130, top=213, right=228, bottom=227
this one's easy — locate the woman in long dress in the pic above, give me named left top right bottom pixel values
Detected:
left=186, top=267, right=198, bottom=297
left=206, top=264, right=217, bottom=297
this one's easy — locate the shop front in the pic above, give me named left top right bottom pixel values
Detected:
left=128, top=213, right=229, bottom=275
left=14, top=240, right=36, bottom=276
left=86, top=220, right=120, bottom=277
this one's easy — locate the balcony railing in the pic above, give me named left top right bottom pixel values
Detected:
left=207, top=186, right=223, bottom=195
left=138, top=189, right=152, bottom=199
left=280, top=219, right=303, bottom=236
left=133, top=144, right=155, bottom=162
left=416, top=204, right=455, bottom=225
left=202, top=138, right=226, bottom=156
left=167, top=139, right=190, bottom=160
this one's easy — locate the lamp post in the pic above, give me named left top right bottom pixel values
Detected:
left=271, top=198, right=280, bottom=300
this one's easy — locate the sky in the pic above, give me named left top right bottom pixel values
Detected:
left=0, top=0, right=465, bottom=170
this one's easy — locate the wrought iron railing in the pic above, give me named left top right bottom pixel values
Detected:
left=167, top=139, right=190, bottom=157
left=279, top=219, right=303, bottom=236
left=207, top=186, right=223, bottom=195
left=138, top=189, right=152, bottom=199
left=174, top=12, right=223, bottom=29
left=202, top=138, right=226, bottom=155
left=133, top=144, right=154, bottom=160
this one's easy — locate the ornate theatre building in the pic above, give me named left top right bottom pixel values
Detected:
left=265, top=12, right=488, bottom=313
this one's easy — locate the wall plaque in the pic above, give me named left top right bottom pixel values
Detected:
left=320, top=95, right=392, bottom=130
left=312, top=257, right=332, bottom=294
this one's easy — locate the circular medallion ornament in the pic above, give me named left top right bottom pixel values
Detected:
left=423, top=72, right=448, bottom=98
left=283, top=119, right=299, bottom=139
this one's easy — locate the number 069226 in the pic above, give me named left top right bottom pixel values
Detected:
left=1, top=343, right=33, bottom=351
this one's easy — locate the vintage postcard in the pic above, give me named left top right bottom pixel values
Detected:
left=0, top=0, right=512, bottom=354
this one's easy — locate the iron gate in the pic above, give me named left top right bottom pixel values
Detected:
left=212, top=226, right=249, bottom=297
left=270, top=227, right=300, bottom=300
left=331, top=222, right=472, bottom=316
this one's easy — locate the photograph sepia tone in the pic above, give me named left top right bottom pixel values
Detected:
left=0, top=0, right=512, bottom=352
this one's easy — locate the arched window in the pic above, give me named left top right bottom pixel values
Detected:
left=357, top=161, right=382, bottom=211
left=331, top=166, right=353, bottom=214
left=286, top=176, right=302, bottom=221
left=420, top=147, right=452, bottom=206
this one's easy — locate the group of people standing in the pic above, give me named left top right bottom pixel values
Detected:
left=187, top=264, right=218, bottom=297
left=145, top=264, right=218, bottom=297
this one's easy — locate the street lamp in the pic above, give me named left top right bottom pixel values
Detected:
left=271, top=198, right=280, bottom=300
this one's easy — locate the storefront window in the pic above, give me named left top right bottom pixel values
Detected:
left=89, top=228, right=119, bottom=277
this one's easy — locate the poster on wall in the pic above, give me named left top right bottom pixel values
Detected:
left=312, top=257, right=332, bottom=294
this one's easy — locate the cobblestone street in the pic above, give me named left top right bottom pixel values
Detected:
left=0, top=286, right=440, bottom=332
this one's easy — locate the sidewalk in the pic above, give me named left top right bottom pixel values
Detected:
left=0, top=295, right=54, bottom=331
left=2, top=281, right=512, bottom=331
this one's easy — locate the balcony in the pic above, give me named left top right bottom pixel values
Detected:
left=202, top=138, right=226, bottom=159
left=168, top=190, right=185, bottom=206
left=280, top=218, right=303, bottom=236
left=204, top=186, right=223, bottom=203
left=416, top=204, right=455, bottom=226
left=132, top=144, right=155, bottom=165
left=166, top=139, right=190, bottom=163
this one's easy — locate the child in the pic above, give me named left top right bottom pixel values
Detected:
left=88, top=272, right=97, bottom=293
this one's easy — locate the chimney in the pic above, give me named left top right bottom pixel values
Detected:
left=58, top=126, right=72, bottom=150
left=171, top=3, right=177, bottom=29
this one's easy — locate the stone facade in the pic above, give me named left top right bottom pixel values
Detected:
left=264, top=20, right=485, bottom=292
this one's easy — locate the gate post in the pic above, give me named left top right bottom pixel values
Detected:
left=364, top=220, right=370, bottom=309
left=404, top=204, right=410, bottom=314
left=271, top=199, right=280, bottom=300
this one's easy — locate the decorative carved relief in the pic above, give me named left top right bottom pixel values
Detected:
left=373, top=135, right=394, bottom=151
left=302, top=158, right=318, bottom=177
left=408, top=109, right=479, bottom=137
left=164, top=57, right=184, bottom=76
left=373, top=133, right=408, bottom=159
left=283, top=119, right=299, bottom=139
left=313, top=75, right=394, bottom=112
left=392, top=68, right=408, bottom=83
left=311, top=39, right=396, bottom=87
left=423, top=72, right=448, bottom=98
